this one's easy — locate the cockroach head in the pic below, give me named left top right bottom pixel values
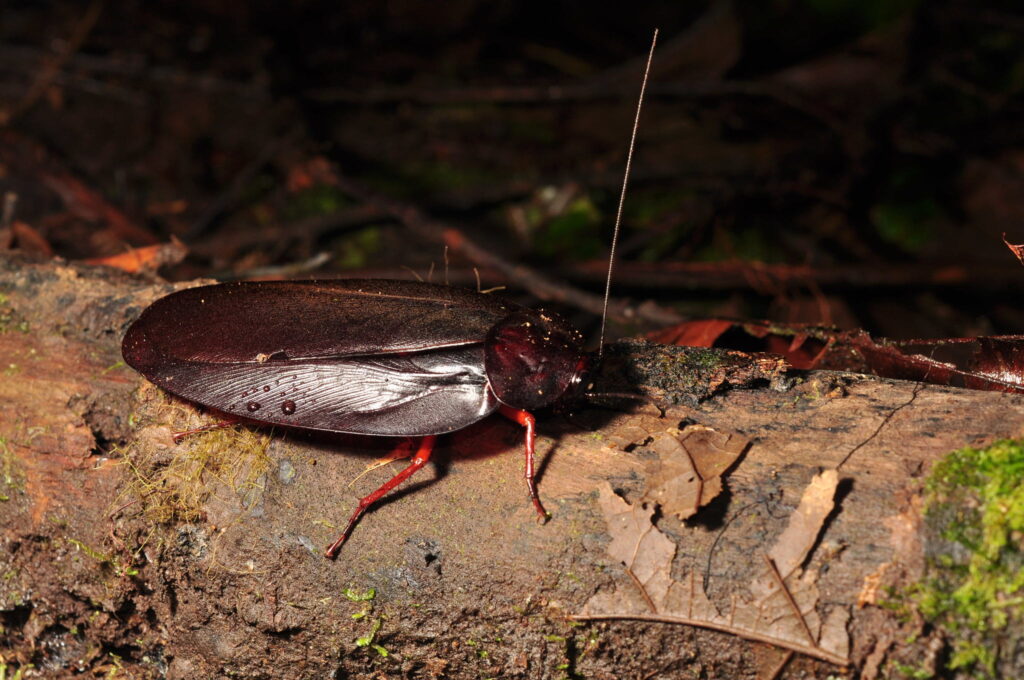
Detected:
left=484, top=309, right=589, bottom=411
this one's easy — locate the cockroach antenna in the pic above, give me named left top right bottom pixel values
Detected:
left=598, top=28, right=658, bottom=357
left=122, top=29, right=662, bottom=559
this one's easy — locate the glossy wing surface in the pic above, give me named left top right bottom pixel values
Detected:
left=126, top=341, right=498, bottom=436
left=125, top=279, right=517, bottom=364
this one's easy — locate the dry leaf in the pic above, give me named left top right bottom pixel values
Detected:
left=577, top=476, right=848, bottom=665
left=83, top=237, right=187, bottom=273
left=604, top=422, right=656, bottom=452
left=641, top=425, right=749, bottom=519
left=1004, top=233, right=1024, bottom=266
left=9, top=220, right=54, bottom=257
left=751, top=469, right=839, bottom=597
left=856, top=563, right=892, bottom=609
left=882, top=494, right=924, bottom=572
left=598, top=482, right=677, bottom=610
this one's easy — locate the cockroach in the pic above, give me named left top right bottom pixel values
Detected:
left=122, top=31, right=657, bottom=558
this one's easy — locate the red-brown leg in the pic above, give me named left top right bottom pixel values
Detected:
left=172, top=416, right=241, bottom=443
left=499, top=406, right=550, bottom=522
left=325, top=435, right=437, bottom=559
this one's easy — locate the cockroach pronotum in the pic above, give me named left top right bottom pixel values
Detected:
left=122, top=31, right=657, bottom=558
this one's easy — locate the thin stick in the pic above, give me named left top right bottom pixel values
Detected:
left=599, top=28, right=658, bottom=355
left=1, top=192, right=16, bottom=231
left=1, top=0, right=105, bottom=126
left=333, top=173, right=683, bottom=323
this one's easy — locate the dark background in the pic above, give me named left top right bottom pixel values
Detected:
left=3, top=0, right=1024, bottom=343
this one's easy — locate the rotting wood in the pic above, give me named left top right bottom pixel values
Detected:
left=2, top=254, right=1024, bottom=679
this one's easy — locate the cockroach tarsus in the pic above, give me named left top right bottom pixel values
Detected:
left=121, top=30, right=658, bottom=558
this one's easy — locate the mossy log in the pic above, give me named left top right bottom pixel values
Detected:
left=1, top=253, right=1022, bottom=679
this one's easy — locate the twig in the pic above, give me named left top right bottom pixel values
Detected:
left=0, top=193, right=15, bottom=249
left=334, top=174, right=683, bottom=326
left=193, top=204, right=388, bottom=258
left=1, top=193, right=16, bottom=231
left=186, top=126, right=301, bottom=239
left=0, top=43, right=269, bottom=100
left=320, top=259, right=1024, bottom=294
left=568, top=259, right=1024, bottom=291
left=0, top=0, right=106, bottom=126
left=308, top=79, right=829, bottom=116
left=0, top=130, right=158, bottom=245
left=314, top=76, right=852, bottom=160
left=225, top=252, right=332, bottom=280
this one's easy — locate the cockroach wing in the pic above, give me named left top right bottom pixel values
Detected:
left=122, top=279, right=519, bottom=435
left=124, top=341, right=499, bottom=436
left=125, top=279, right=517, bottom=364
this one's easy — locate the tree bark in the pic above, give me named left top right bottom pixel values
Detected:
left=0, top=254, right=1019, bottom=679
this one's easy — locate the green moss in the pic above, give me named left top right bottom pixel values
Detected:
left=889, top=662, right=933, bottom=680
left=535, top=196, right=603, bottom=261
left=608, top=342, right=744, bottom=405
left=0, top=661, right=33, bottom=680
left=282, top=185, right=352, bottom=222
left=332, top=226, right=382, bottom=269
left=64, top=537, right=139, bottom=577
left=657, top=346, right=726, bottom=395
left=120, top=425, right=272, bottom=525
left=545, top=625, right=600, bottom=680
left=628, top=188, right=702, bottom=262
left=871, top=200, right=938, bottom=253
left=354, top=616, right=388, bottom=657
left=410, top=159, right=495, bottom=194
left=101, top=360, right=126, bottom=375
left=692, top=223, right=787, bottom=264
left=0, top=436, right=24, bottom=500
left=916, top=439, right=1024, bottom=678
left=0, top=294, right=28, bottom=334
left=343, top=587, right=376, bottom=602
left=686, top=347, right=726, bottom=372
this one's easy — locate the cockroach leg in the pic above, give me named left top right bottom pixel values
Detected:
left=325, top=435, right=438, bottom=559
left=499, top=406, right=550, bottom=523
left=172, top=416, right=242, bottom=443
